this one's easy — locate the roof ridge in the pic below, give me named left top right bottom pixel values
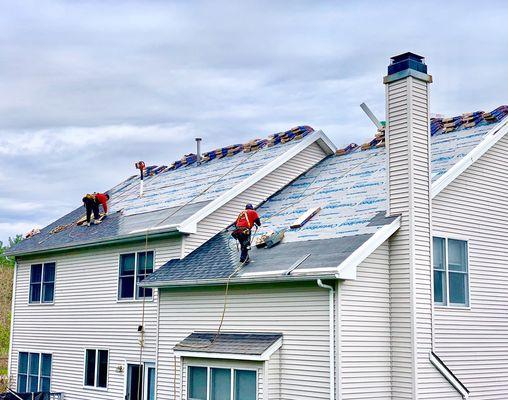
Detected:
left=142, top=125, right=315, bottom=178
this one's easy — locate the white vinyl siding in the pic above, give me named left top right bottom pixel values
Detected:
left=157, top=282, right=330, bottom=400
left=183, top=142, right=328, bottom=255
left=432, top=132, right=508, bottom=398
left=338, top=243, right=391, bottom=399
left=10, top=237, right=181, bottom=400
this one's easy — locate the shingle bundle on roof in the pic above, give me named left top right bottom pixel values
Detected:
left=430, top=105, right=508, bottom=136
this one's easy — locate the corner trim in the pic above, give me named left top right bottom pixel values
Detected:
left=431, top=118, right=508, bottom=198
left=429, top=352, right=469, bottom=399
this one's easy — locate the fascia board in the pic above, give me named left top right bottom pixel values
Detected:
left=177, top=130, right=337, bottom=234
left=431, top=119, right=508, bottom=199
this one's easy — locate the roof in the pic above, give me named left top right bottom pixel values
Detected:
left=173, top=332, right=283, bottom=361
left=8, top=126, right=325, bottom=256
left=8, top=105, right=508, bottom=258
left=143, top=106, right=508, bottom=286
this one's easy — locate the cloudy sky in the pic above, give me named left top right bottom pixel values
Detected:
left=1, top=0, right=507, bottom=244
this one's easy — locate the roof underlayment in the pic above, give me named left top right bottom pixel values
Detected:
left=8, top=106, right=508, bottom=260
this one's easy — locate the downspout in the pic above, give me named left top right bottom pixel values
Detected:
left=7, top=259, right=18, bottom=388
left=317, top=279, right=335, bottom=400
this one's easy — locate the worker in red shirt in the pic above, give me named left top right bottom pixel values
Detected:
left=231, top=204, right=261, bottom=263
left=82, top=192, right=110, bottom=226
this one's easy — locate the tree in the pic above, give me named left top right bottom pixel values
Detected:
left=0, top=235, right=22, bottom=268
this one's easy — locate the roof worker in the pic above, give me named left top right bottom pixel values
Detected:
left=82, top=192, right=109, bottom=227
left=231, top=203, right=261, bottom=264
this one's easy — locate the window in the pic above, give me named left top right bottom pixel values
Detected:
left=17, top=352, right=52, bottom=393
left=118, top=251, right=154, bottom=300
left=188, top=366, right=257, bottom=400
left=29, top=263, right=55, bottom=303
left=433, top=237, right=469, bottom=307
left=84, top=349, right=108, bottom=388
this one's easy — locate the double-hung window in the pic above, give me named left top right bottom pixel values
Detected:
left=29, top=263, right=55, bottom=303
left=84, top=349, right=109, bottom=389
left=433, top=237, right=469, bottom=307
left=17, top=352, right=52, bottom=393
left=188, top=366, right=257, bottom=400
left=118, top=251, right=154, bottom=300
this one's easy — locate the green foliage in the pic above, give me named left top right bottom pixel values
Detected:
left=0, top=234, right=22, bottom=268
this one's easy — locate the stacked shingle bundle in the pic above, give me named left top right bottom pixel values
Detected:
left=431, top=105, right=508, bottom=136
left=161, top=125, right=314, bottom=172
left=243, top=139, right=268, bottom=153
left=360, top=126, right=385, bottom=151
left=267, top=125, right=314, bottom=146
left=461, top=111, right=484, bottom=129
left=202, top=144, right=244, bottom=162
left=336, top=143, right=358, bottom=156
left=144, top=165, right=167, bottom=177
left=430, top=118, right=444, bottom=135
left=482, top=105, right=508, bottom=122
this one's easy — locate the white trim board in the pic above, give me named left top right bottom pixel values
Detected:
left=431, top=119, right=508, bottom=198
left=178, top=130, right=336, bottom=234
left=429, top=352, right=469, bottom=399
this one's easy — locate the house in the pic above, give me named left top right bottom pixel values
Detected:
left=6, top=52, right=508, bottom=399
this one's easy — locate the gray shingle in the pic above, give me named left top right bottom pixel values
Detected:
left=174, top=332, right=282, bottom=356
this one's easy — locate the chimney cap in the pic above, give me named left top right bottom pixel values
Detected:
left=387, top=52, right=427, bottom=75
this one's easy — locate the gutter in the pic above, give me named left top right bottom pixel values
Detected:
left=141, top=272, right=340, bottom=289
left=317, top=279, right=335, bottom=400
left=429, top=352, right=469, bottom=399
left=6, top=229, right=181, bottom=258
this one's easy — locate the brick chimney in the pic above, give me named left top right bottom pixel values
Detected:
left=384, top=53, right=434, bottom=398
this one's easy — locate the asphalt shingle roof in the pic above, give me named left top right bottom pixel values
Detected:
left=174, top=332, right=282, bottom=356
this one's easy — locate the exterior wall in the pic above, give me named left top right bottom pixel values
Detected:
left=338, top=243, right=391, bottom=399
left=183, top=142, right=328, bottom=255
left=432, top=133, right=508, bottom=399
left=157, top=282, right=331, bottom=400
left=9, top=237, right=181, bottom=400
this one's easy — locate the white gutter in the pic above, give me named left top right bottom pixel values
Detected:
left=7, top=260, right=17, bottom=385
left=317, top=279, right=335, bottom=400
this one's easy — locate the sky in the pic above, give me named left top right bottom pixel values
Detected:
left=1, top=0, right=508, bottom=244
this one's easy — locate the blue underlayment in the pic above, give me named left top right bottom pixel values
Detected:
left=108, top=137, right=301, bottom=216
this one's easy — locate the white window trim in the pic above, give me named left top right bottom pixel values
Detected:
left=17, top=351, right=53, bottom=393
left=186, top=362, right=259, bottom=400
left=83, top=348, right=110, bottom=391
left=117, top=250, right=156, bottom=302
left=28, top=261, right=57, bottom=305
left=122, top=360, right=156, bottom=400
left=433, top=236, right=471, bottom=308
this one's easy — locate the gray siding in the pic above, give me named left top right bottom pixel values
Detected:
left=338, top=243, right=391, bottom=399
left=157, top=282, right=331, bottom=400
left=183, top=142, right=327, bottom=255
left=10, top=238, right=181, bottom=400
left=433, top=133, right=508, bottom=399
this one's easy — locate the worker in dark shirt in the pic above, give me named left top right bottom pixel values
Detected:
left=82, top=192, right=109, bottom=226
left=231, top=204, right=261, bottom=263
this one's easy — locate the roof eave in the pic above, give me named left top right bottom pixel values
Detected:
left=6, top=227, right=181, bottom=258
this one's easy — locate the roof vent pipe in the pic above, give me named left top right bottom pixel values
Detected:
left=195, top=138, right=202, bottom=165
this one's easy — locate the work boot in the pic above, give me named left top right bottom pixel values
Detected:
left=84, top=222, right=90, bottom=227
left=93, top=220, right=102, bottom=225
